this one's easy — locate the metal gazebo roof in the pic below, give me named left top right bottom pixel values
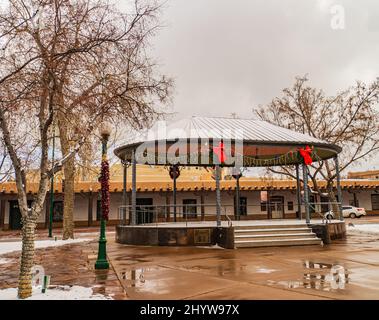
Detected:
left=114, top=116, right=342, bottom=167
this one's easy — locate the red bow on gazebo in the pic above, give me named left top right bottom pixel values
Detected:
left=299, top=145, right=313, bottom=165
left=213, top=142, right=227, bottom=164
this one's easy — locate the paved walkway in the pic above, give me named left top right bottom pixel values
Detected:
left=106, top=232, right=379, bottom=299
left=0, top=231, right=128, bottom=300
left=1, top=217, right=379, bottom=299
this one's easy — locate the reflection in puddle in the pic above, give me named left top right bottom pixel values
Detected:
left=119, top=267, right=170, bottom=295
left=268, top=261, right=350, bottom=291
left=255, top=267, right=277, bottom=274
left=120, top=267, right=155, bottom=288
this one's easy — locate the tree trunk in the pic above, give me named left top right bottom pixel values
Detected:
left=62, top=157, right=75, bottom=239
left=58, top=116, right=75, bottom=240
left=327, top=183, right=341, bottom=219
left=18, top=216, right=37, bottom=299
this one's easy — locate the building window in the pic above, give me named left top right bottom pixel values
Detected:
left=260, top=201, right=267, bottom=212
left=234, top=196, right=247, bottom=215
left=371, top=194, right=379, bottom=211
left=287, top=201, right=294, bottom=211
left=183, top=199, right=197, bottom=218
left=53, top=201, right=64, bottom=222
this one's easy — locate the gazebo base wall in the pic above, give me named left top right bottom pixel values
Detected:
left=115, top=225, right=234, bottom=249
left=310, top=222, right=346, bottom=244
left=115, top=220, right=345, bottom=249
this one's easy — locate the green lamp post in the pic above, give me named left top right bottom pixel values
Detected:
left=95, top=122, right=112, bottom=270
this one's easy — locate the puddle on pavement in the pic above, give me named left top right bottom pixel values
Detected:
left=268, top=260, right=350, bottom=292
left=119, top=267, right=158, bottom=288
left=118, top=266, right=173, bottom=295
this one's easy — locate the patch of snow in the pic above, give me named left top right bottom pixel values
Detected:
left=196, top=244, right=224, bottom=250
left=0, top=258, right=13, bottom=265
left=347, top=224, right=379, bottom=236
left=0, top=238, right=92, bottom=256
left=0, top=285, right=112, bottom=300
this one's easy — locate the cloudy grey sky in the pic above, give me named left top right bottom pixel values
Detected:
left=118, top=0, right=379, bottom=170
left=147, top=0, right=379, bottom=119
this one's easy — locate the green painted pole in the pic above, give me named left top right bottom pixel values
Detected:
left=95, top=135, right=109, bottom=270
left=303, top=164, right=311, bottom=224
left=48, top=128, right=55, bottom=238
left=334, top=156, right=344, bottom=221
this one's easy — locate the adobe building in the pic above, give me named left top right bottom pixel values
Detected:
left=0, top=164, right=378, bottom=231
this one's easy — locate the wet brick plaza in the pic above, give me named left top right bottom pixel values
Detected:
left=1, top=219, right=379, bottom=299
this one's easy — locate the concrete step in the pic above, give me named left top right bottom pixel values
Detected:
left=234, top=224, right=308, bottom=230
left=234, top=227, right=312, bottom=235
left=234, top=233, right=318, bottom=241
left=235, top=238, right=322, bottom=248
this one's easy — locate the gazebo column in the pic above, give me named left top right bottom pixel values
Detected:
left=165, top=190, right=170, bottom=222
left=232, top=167, right=242, bottom=221
left=295, top=164, right=302, bottom=220
left=215, top=164, right=221, bottom=227
left=334, top=155, right=344, bottom=221
left=173, top=168, right=177, bottom=222
left=121, top=160, right=129, bottom=225
left=131, top=150, right=137, bottom=225
left=302, top=164, right=311, bottom=224
left=236, top=177, right=241, bottom=220
left=169, top=165, right=180, bottom=222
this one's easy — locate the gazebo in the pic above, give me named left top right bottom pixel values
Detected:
left=114, top=116, right=343, bottom=228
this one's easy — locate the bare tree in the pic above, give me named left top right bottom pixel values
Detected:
left=255, top=75, right=379, bottom=211
left=0, top=0, right=172, bottom=298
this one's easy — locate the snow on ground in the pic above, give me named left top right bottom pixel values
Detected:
left=0, top=258, right=13, bottom=264
left=0, top=238, right=92, bottom=256
left=347, top=224, right=379, bottom=235
left=0, top=285, right=112, bottom=300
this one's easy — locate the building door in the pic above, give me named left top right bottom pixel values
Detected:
left=371, top=194, right=379, bottom=211
left=270, top=196, right=284, bottom=219
left=136, top=198, right=153, bottom=224
left=234, top=196, right=247, bottom=216
left=320, top=196, right=330, bottom=213
left=183, top=199, right=197, bottom=219
left=9, top=200, right=33, bottom=230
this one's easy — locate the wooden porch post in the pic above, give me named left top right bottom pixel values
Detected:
left=200, top=190, right=205, bottom=221
left=215, top=164, right=221, bottom=227
left=0, top=199, right=5, bottom=230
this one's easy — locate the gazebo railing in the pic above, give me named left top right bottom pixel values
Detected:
left=118, top=201, right=341, bottom=227
left=118, top=204, right=233, bottom=227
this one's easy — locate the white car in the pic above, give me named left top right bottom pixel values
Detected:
left=325, top=206, right=367, bottom=219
